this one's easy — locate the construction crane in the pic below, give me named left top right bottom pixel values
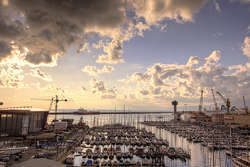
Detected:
left=211, top=89, right=219, bottom=111
left=243, top=96, right=249, bottom=114
left=216, top=91, right=230, bottom=113
left=31, top=95, right=68, bottom=121
left=198, top=90, right=204, bottom=112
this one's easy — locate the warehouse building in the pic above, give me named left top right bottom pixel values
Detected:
left=224, top=114, right=250, bottom=127
left=0, top=108, right=49, bottom=136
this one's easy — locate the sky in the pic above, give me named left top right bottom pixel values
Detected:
left=0, top=0, right=250, bottom=111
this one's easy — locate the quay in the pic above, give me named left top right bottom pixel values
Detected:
left=49, top=111, right=173, bottom=115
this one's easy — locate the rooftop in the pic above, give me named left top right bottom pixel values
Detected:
left=0, top=107, right=49, bottom=114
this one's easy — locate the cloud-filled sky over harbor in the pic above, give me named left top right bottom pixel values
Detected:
left=0, top=0, right=250, bottom=110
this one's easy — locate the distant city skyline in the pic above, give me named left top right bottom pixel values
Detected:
left=0, top=0, right=250, bottom=110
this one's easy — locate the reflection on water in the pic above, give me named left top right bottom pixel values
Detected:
left=48, top=111, right=233, bottom=167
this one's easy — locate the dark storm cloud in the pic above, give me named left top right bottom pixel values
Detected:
left=10, top=0, right=127, bottom=29
left=25, top=52, right=54, bottom=65
left=3, top=0, right=129, bottom=65
left=0, top=18, right=24, bottom=40
left=0, top=0, right=208, bottom=65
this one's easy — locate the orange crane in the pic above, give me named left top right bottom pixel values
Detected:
left=198, top=90, right=203, bottom=112
left=216, top=91, right=230, bottom=113
left=211, top=89, right=219, bottom=111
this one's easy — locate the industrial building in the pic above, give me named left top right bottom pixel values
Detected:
left=224, top=114, right=250, bottom=127
left=0, top=108, right=49, bottom=136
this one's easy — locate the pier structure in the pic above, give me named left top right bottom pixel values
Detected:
left=49, top=111, right=173, bottom=115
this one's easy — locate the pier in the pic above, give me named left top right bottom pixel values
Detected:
left=48, top=111, right=173, bottom=115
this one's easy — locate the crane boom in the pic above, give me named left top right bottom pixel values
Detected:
left=198, top=90, right=204, bottom=112
left=216, top=91, right=230, bottom=113
left=243, top=96, right=248, bottom=114
left=31, top=95, right=68, bottom=121
left=216, top=91, right=226, bottom=104
left=211, top=89, right=219, bottom=111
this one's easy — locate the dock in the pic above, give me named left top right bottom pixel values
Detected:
left=48, top=111, right=173, bottom=115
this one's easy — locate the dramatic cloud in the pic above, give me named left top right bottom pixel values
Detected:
left=0, top=10, right=24, bottom=41
left=91, top=79, right=106, bottom=93
left=0, top=64, right=25, bottom=88
left=24, top=52, right=59, bottom=67
left=82, top=65, right=114, bottom=76
left=125, top=50, right=250, bottom=106
left=132, top=0, right=207, bottom=24
left=90, top=79, right=117, bottom=99
left=205, top=50, right=221, bottom=64
left=30, top=68, right=52, bottom=82
left=96, top=39, right=125, bottom=64
left=242, top=36, right=250, bottom=57
left=130, top=72, right=150, bottom=82
left=77, top=43, right=91, bottom=54
left=135, top=22, right=150, bottom=37
left=0, top=0, right=130, bottom=66
left=0, top=0, right=208, bottom=66
left=0, top=0, right=212, bottom=93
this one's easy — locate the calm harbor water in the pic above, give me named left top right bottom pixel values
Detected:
left=48, top=110, right=233, bottom=167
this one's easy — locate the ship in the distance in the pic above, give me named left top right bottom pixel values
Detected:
left=73, top=107, right=100, bottom=115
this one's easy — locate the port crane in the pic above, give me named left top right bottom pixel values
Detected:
left=198, top=90, right=204, bottom=112
left=31, top=95, right=68, bottom=121
left=211, top=89, right=219, bottom=111
left=216, top=91, right=230, bottom=113
left=243, top=96, right=249, bottom=114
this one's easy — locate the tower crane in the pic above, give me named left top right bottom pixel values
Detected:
left=198, top=90, right=204, bottom=112
left=211, top=89, right=219, bottom=111
left=31, top=95, right=68, bottom=121
left=216, top=91, right=230, bottom=113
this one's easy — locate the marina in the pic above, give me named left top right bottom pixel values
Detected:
left=64, top=124, right=190, bottom=166
left=1, top=0, right=250, bottom=166
left=0, top=105, right=249, bottom=167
